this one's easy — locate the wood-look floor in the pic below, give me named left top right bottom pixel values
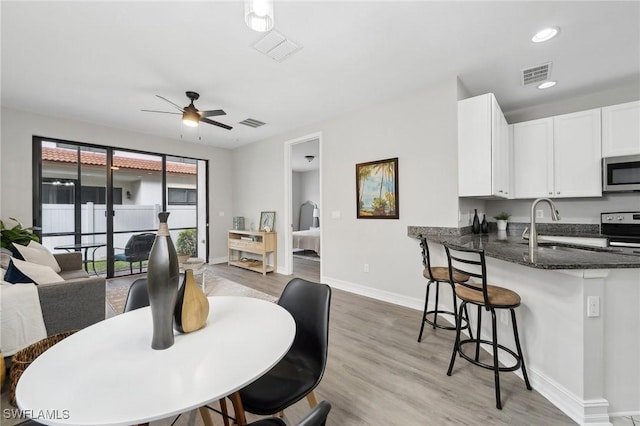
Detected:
left=148, top=257, right=575, bottom=426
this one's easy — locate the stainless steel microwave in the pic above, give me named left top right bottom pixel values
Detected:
left=603, top=154, right=640, bottom=192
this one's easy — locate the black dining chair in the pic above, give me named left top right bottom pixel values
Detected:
left=247, top=400, right=332, bottom=426
left=229, top=278, right=331, bottom=423
left=123, top=277, right=150, bottom=312
left=114, top=233, right=155, bottom=274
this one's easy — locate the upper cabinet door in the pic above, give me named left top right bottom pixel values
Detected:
left=457, top=93, right=510, bottom=198
left=491, top=96, right=511, bottom=197
left=513, top=118, right=554, bottom=198
left=602, top=101, right=640, bottom=157
left=553, top=109, right=602, bottom=197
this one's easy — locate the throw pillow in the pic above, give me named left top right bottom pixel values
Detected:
left=4, top=257, right=63, bottom=285
left=12, top=242, right=61, bottom=273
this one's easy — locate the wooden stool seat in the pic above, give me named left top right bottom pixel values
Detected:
left=455, top=283, right=521, bottom=308
left=423, top=266, right=469, bottom=283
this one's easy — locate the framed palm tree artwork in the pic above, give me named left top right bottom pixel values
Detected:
left=356, top=157, right=399, bottom=219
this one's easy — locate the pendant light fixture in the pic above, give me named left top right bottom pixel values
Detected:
left=245, top=0, right=274, bottom=32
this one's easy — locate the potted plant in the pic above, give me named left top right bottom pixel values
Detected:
left=493, top=212, right=511, bottom=231
left=176, top=228, right=197, bottom=263
left=0, top=217, right=39, bottom=249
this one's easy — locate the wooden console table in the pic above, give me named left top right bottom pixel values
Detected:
left=228, top=230, right=277, bottom=275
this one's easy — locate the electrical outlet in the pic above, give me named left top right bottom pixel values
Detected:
left=363, top=263, right=369, bottom=273
left=587, top=296, right=600, bottom=317
left=536, top=209, right=544, bottom=219
left=500, top=310, right=509, bottom=325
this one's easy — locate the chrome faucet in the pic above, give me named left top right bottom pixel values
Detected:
left=528, top=198, right=561, bottom=250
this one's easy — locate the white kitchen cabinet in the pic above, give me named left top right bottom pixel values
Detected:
left=553, top=109, right=602, bottom=197
left=602, top=100, right=640, bottom=157
left=458, top=93, right=510, bottom=198
left=512, top=118, right=553, bottom=198
left=513, top=109, right=602, bottom=198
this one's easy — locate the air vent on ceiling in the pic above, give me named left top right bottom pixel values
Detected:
left=521, top=62, right=552, bottom=86
left=239, top=118, right=266, bottom=128
left=252, top=30, right=302, bottom=62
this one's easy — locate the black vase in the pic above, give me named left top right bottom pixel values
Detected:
left=472, top=209, right=481, bottom=234
left=147, top=212, right=179, bottom=350
left=481, top=214, right=489, bottom=233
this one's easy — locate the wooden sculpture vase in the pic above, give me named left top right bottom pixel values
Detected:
left=174, top=269, right=209, bottom=333
left=147, top=212, right=180, bottom=350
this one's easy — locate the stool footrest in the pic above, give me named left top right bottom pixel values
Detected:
left=424, top=310, right=471, bottom=331
left=457, top=339, right=522, bottom=373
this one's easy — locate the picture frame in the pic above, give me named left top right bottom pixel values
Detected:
left=259, top=211, right=276, bottom=231
left=356, top=157, right=399, bottom=219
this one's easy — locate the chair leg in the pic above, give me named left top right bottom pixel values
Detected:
left=220, top=397, right=230, bottom=426
left=228, top=392, right=247, bottom=426
left=199, top=406, right=215, bottom=426
left=462, top=303, right=473, bottom=340
left=510, top=308, right=532, bottom=391
left=475, top=306, right=482, bottom=361
left=418, top=280, right=431, bottom=342
left=491, top=309, right=502, bottom=410
left=433, top=280, right=441, bottom=328
left=307, top=390, right=318, bottom=408
left=447, top=301, right=465, bottom=376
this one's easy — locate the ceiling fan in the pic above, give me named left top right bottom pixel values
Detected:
left=142, top=91, right=232, bottom=130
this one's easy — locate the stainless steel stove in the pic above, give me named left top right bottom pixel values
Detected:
left=601, top=211, right=640, bottom=255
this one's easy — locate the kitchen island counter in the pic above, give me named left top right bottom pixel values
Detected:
left=407, top=226, right=640, bottom=424
left=430, top=233, right=640, bottom=270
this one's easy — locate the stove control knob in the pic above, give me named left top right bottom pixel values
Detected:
left=605, top=216, right=613, bottom=221
left=617, top=215, right=624, bottom=221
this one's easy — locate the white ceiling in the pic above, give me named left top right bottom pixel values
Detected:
left=2, top=1, right=639, bottom=153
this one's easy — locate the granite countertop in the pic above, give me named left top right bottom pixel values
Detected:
left=408, top=226, right=640, bottom=270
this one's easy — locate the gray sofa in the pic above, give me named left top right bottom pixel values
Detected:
left=38, top=252, right=106, bottom=336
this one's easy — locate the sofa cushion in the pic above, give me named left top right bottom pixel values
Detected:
left=4, top=258, right=63, bottom=285
left=12, top=242, right=61, bottom=273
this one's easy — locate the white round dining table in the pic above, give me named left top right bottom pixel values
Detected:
left=16, top=296, right=295, bottom=426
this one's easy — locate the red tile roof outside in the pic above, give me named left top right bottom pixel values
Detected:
left=41, top=147, right=196, bottom=175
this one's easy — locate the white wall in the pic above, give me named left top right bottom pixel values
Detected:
left=0, top=107, right=234, bottom=262
left=232, top=77, right=460, bottom=304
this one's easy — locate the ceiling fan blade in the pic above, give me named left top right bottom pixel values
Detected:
left=141, top=109, right=181, bottom=115
left=201, top=117, right=232, bottom=130
left=156, top=95, right=184, bottom=112
left=199, top=109, right=226, bottom=117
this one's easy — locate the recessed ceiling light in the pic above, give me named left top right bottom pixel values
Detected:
left=538, top=81, right=557, bottom=89
left=532, top=27, right=559, bottom=43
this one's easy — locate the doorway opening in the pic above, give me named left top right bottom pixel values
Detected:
left=284, top=133, right=322, bottom=280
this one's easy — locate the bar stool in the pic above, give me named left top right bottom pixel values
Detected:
left=417, top=235, right=470, bottom=342
left=443, top=242, right=532, bottom=409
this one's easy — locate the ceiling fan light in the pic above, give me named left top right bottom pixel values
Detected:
left=245, top=0, right=274, bottom=32
left=182, top=110, right=200, bottom=127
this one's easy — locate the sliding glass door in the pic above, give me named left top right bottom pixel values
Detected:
left=33, top=137, right=208, bottom=278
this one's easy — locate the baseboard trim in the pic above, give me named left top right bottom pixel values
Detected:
left=523, top=366, right=611, bottom=425
left=321, top=275, right=423, bottom=311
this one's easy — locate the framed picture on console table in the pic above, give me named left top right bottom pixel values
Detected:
left=356, top=157, right=399, bottom=219
left=259, top=211, right=276, bottom=231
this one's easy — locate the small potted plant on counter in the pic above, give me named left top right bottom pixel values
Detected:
left=493, top=212, right=511, bottom=231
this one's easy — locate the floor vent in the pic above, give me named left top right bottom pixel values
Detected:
left=252, top=30, right=303, bottom=62
left=239, top=118, right=266, bottom=128
left=521, top=62, right=552, bottom=86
